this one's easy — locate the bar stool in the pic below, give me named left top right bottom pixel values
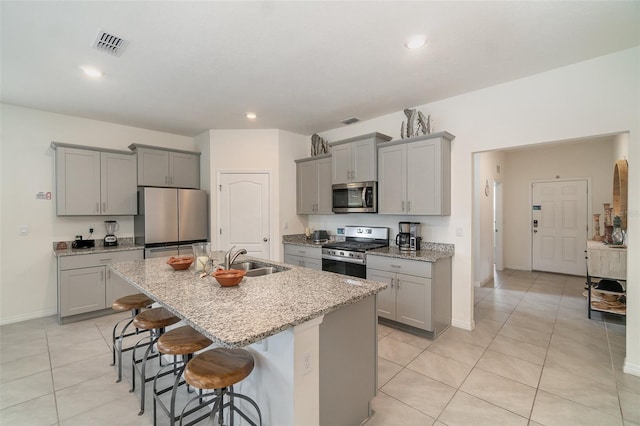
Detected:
left=152, top=326, right=212, bottom=426
left=179, top=348, right=262, bottom=426
left=110, top=293, right=154, bottom=382
left=130, top=307, right=181, bottom=415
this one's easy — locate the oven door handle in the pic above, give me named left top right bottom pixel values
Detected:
left=322, top=254, right=365, bottom=265
left=362, top=187, right=367, bottom=207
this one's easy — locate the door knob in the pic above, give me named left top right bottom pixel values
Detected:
left=263, top=237, right=268, bottom=242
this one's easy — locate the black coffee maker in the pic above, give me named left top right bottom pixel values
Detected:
left=396, top=222, right=412, bottom=251
left=396, top=221, right=421, bottom=251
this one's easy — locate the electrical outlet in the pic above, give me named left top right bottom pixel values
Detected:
left=89, top=226, right=94, bottom=234
left=302, top=352, right=312, bottom=375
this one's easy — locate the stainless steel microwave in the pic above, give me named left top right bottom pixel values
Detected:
left=332, top=181, right=377, bottom=213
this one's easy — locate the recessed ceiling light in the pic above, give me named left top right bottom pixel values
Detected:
left=246, top=112, right=257, bottom=119
left=404, top=35, right=427, bottom=49
left=80, top=66, right=103, bottom=78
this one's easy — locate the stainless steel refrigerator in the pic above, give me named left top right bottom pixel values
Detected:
left=134, top=187, right=208, bottom=258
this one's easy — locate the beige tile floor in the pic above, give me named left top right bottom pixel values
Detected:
left=0, top=269, right=637, bottom=425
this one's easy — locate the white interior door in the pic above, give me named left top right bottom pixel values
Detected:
left=531, top=179, right=588, bottom=275
left=218, top=173, right=270, bottom=259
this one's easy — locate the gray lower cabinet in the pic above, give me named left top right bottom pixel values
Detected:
left=367, top=255, right=451, bottom=337
left=57, top=249, right=143, bottom=321
left=283, top=244, right=322, bottom=270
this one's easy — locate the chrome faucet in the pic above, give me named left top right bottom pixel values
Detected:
left=224, top=245, right=247, bottom=269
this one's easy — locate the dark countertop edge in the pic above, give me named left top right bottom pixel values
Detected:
left=53, top=244, right=144, bottom=257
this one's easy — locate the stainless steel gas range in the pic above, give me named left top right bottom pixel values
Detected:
left=321, top=226, right=389, bottom=278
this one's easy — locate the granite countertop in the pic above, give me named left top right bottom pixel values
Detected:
left=53, top=238, right=143, bottom=257
left=367, top=243, right=455, bottom=262
left=282, top=234, right=331, bottom=247
left=109, top=251, right=386, bottom=348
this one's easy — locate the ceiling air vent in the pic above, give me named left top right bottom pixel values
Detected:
left=340, top=117, right=360, bottom=125
left=93, top=30, right=128, bottom=57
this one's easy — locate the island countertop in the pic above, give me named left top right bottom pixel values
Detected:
left=109, top=251, right=386, bottom=348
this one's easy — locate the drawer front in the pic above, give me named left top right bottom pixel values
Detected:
left=284, top=244, right=321, bottom=260
left=366, top=255, right=431, bottom=277
left=59, top=249, right=143, bottom=270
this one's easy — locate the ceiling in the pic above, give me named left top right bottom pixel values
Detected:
left=1, top=1, right=639, bottom=137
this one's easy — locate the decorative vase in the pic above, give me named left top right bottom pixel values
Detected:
left=592, top=214, right=602, bottom=241
left=611, top=227, right=624, bottom=245
left=611, top=216, right=624, bottom=245
left=604, top=225, right=613, bottom=244
left=603, top=203, right=612, bottom=226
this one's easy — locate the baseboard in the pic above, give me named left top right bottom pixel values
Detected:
left=0, top=308, right=57, bottom=326
left=451, top=318, right=475, bottom=331
left=623, top=359, right=640, bottom=377
left=475, top=276, right=493, bottom=287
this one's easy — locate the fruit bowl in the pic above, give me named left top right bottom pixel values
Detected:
left=166, top=256, right=194, bottom=270
left=212, top=269, right=246, bottom=287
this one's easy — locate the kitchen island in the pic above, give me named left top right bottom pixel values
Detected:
left=110, top=251, right=386, bottom=426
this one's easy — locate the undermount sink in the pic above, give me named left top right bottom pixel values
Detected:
left=226, top=260, right=289, bottom=277
left=244, top=267, right=278, bottom=277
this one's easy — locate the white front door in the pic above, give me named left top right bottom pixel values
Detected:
left=531, top=179, right=588, bottom=275
left=218, top=173, right=270, bottom=259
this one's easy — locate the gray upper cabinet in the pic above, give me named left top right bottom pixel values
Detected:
left=330, top=133, right=391, bottom=184
left=130, top=144, right=200, bottom=189
left=296, top=155, right=332, bottom=214
left=378, top=132, right=453, bottom=216
left=52, top=143, right=136, bottom=216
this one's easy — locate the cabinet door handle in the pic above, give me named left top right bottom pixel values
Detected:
left=99, top=258, right=112, bottom=262
left=390, top=264, right=401, bottom=269
left=96, top=203, right=100, bottom=213
left=107, top=269, right=111, bottom=280
left=401, top=201, right=405, bottom=212
left=102, top=202, right=107, bottom=213
left=390, top=278, right=394, bottom=288
left=100, top=270, right=104, bottom=280
left=397, top=279, right=400, bottom=290
left=407, top=200, right=411, bottom=212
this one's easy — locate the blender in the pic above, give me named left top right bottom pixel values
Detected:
left=104, top=220, right=119, bottom=247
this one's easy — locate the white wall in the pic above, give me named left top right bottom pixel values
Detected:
left=207, top=129, right=307, bottom=262
left=0, top=104, right=193, bottom=324
left=502, top=137, right=619, bottom=270
left=315, top=47, right=639, bottom=374
left=473, top=150, right=505, bottom=286
left=278, top=130, right=309, bottom=260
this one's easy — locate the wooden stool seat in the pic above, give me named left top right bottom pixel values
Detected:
left=184, top=348, right=255, bottom=390
left=112, top=293, right=153, bottom=311
left=157, top=326, right=212, bottom=355
left=133, top=307, right=180, bottom=330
